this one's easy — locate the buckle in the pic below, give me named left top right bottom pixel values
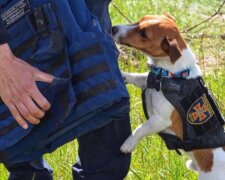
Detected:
left=33, top=6, right=47, bottom=33
left=154, top=74, right=162, bottom=91
left=182, top=140, right=199, bottom=151
left=146, top=72, right=163, bottom=91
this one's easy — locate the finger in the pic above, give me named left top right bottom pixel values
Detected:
left=23, top=95, right=46, bottom=118
left=30, top=85, right=51, bottom=111
left=7, top=103, right=28, bottom=129
left=16, top=101, right=40, bottom=125
left=35, top=70, right=54, bottom=83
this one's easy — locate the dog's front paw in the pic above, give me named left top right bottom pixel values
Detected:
left=186, top=160, right=198, bottom=172
left=123, top=76, right=128, bottom=84
left=120, top=135, right=138, bottom=153
left=121, top=72, right=128, bottom=84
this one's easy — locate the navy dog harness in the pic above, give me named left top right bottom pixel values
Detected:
left=142, top=66, right=225, bottom=154
left=0, top=0, right=129, bottom=165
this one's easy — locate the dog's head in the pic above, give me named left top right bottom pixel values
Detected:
left=112, top=14, right=187, bottom=64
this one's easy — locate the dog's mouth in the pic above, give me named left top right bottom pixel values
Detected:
left=112, top=26, right=119, bottom=36
left=112, top=35, right=122, bottom=44
left=112, top=28, right=133, bottom=49
left=112, top=25, right=134, bottom=45
left=112, top=26, right=123, bottom=43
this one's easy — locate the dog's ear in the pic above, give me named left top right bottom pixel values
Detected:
left=161, top=36, right=182, bottom=64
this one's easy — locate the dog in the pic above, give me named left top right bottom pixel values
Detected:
left=112, top=14, right=225, bottom=180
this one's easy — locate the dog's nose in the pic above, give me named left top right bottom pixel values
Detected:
left=112, top=26, right=119, bottom=35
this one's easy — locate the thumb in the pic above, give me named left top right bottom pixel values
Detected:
left=35, top=70, right=54, bottom=83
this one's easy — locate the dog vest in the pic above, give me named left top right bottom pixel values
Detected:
left=142, top=67, right=225, bottom=153
left=0, top=0, right=128, bottom=165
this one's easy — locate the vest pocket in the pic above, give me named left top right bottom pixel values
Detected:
left=0, top=2, right=75, bottom=150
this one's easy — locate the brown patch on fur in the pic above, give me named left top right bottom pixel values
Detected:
left=169, top=110, right=183, bottom=140
left=116, top=15, right=187, bottom=59
left=193, top=149, right=214, bottom=172
left=170, top=110, right=214, bottom=172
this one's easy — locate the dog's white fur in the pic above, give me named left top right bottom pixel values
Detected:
left=114, top=25, right=225, bottom=180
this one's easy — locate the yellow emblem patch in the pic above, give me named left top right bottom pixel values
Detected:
left=187, top=94, right=214, bottom=125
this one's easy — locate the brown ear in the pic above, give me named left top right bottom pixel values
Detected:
left=161, top=36, right=182, bottom=64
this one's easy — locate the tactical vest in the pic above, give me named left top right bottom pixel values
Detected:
left=0, top=0, right=129, bottom=165
left=143, top=71, right=225, bottom=154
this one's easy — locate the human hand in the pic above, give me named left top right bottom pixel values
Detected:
left=0, top=44, right=54, bottom=129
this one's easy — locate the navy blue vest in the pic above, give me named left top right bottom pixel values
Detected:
left=0, top=0, right=129, bottom=165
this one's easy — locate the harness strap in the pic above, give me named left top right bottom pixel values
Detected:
left=159, top=133, right=184, bottom=155
left=146, top=73, right=162, bottom=91
left=159, top=131, right=211, bottom=152
left=141, top=88, right=149, bottom=119
left=146, top=72, right=190, bottom=95
left=199, top=78, right=225, bottom=126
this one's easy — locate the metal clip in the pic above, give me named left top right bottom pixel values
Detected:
left=154, top=74, right=162, bottom=91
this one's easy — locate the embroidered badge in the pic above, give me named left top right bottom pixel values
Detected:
left=187, top=94, right=214, bottom=125
left=0, top=0, right=30, bottom=27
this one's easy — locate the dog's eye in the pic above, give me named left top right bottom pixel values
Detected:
left=139, top=29, right=147, bottom=38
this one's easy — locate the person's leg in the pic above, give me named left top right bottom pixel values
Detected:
left=72, top=113, right=131, bottom=180
left=7, top=158, right=53, bottom=180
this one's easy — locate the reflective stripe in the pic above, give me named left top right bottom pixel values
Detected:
left=44, top=52, right=68, bottom=75
left=13, top=38, right=67, bottom=72
left=72, top=61, right=109, bottom=85
left=14, top=40, right=69, bottom=77
left=60, top=70, right=71, bottom=78
left=70, top=43, right=104, bottom=64
left=12, top=35, right=39, bottom=57
left=0, top=51, right=68, bottom=122
left=76, top=79, right=117, bottom=104
left=0, top=86, right=71, bottom=137
left=0, top=122, right=18, bottom=137
left=42, top=111, right=53, bottom=121
left=0, top=0, right=129, bottom=163
left=61, top=89, right=69, bottom=115
left=0, top=110, right=11, bottom=120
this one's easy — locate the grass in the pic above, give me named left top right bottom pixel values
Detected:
left=0, top=0, right=225, bottom=179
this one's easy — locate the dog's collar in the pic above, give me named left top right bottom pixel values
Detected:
left=150, top=66, right=190, bottom=78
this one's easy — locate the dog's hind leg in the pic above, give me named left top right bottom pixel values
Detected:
left=186, top=159, right=198, bottom=172
left=120, top=114, right=172, bottom=153
left=122, top=72, right=148, bottom=88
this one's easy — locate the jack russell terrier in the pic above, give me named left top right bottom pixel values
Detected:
left=112, top=14, right=225, bottom=180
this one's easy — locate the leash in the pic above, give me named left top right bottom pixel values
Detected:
left=111, top=2, right=133, bottom=24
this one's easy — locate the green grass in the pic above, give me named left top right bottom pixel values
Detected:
left=0, top=0, right=225, bottom=179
